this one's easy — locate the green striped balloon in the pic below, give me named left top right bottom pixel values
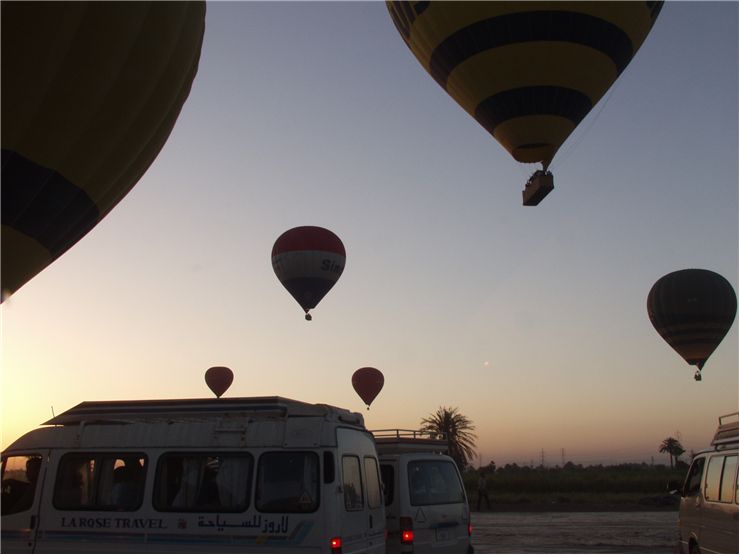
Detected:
left=647, top=269, right=737, bottom=377
left=386, top=1, right=662, bottom=169
left=2, top=2, right=205, bottom=299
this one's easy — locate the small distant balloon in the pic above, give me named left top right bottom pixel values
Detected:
left=205, top=366, right=234, bottom=398
left=271, top=226, right=346, bottom=321
left=352, top=367, right=384, bottom=410
left=647, top=269, right=737, bottom=381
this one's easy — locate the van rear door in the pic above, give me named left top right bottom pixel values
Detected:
left=1, top=452, right=47, bottom=553
left=407, top=458, right=470, bottom=553
left=337, top=429, right=385, bottom=553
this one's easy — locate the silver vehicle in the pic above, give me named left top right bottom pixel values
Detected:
left=1, top=397, right=386, bottom=553
left=674, top=412, right=738, bottom=554
left=373, top=430, right=472, bottom=553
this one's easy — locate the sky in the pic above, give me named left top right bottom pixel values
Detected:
left=2, top=1, right=738, bottom=467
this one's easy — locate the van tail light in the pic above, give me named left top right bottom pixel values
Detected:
left=330, top=537, right=342, bottom=553
left=468, top=522, right=473, bottom=536
left=400, top=516, right=414, bottom=544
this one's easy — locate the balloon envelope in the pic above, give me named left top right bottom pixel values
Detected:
left=205, top=367, right=234, bottom=398
left=647, top=269, right=737, bottom=371
left=1, top=1, right=205, bottom=299
left=352, top=367, right=384, bottom=407
left=271, top=226, right=346, bottom=319
left=386, top=1, right=662, bottom=168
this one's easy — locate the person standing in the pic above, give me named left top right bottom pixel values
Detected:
left=477, top=470, right=490, bottom=510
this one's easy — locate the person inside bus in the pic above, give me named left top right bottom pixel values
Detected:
left=5, top=457, right=42, bottom=514
left=112, top=459, right=144, bottom=509
left=54, top=461, right=85, bottom=507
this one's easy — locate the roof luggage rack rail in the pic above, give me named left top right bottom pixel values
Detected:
left=371, top=429, right=449, bottom=454
left=711, top=412, right=738, bottom=447
left=43, top=396, right=338, bottom=426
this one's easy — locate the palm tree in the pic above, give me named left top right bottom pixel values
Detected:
left=659, top=437, right=685, bottom=468
left=420, top=406, right=477, bottom=471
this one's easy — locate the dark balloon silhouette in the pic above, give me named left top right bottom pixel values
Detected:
left=647, top=269, right=737, bottom=381
left=385, top=1, right=662, bottom=205
left=205, top=366, right=234, bottom=398
left=1, top=1, right=206, bottom=300
left=271, top=226, right=346, bottom=321
left=352, top=367, right=385, bottom=409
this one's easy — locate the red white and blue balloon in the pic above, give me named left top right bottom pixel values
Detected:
left=271, top=226, right=345, bottom=320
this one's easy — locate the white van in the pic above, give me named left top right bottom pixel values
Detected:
left=373, top=430, right=472, bottom=554
left=674, top=412, right=738, bottom=554
left=1, top=397, right=386, bottom=553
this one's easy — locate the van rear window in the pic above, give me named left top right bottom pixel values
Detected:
left=53, top=453, right=146, bottom=511
left=364, top=457, right=382, bottom=509
left=407, top=460, right=465, bottom=506
left=255, top=452, right=319, bottom=513
left=154, top=453, right=252, bottom=512
left=342, top=456, right=364, bottom=510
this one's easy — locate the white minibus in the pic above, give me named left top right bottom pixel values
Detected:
left=674, top=412, right=738, bottom=554
left=373, top=430, right=473, bottom=553
left=1, top=397, right=386, bottom=553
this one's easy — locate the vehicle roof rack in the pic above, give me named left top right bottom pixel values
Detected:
left=43, top=396, right=348, bottom=426
left=711, top=412, right=738, bottom=447
left=371, top=429, right=448, bottom=454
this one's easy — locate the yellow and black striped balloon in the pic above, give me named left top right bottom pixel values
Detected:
left=386, top=1, right=662, bottom=167
left=1, top=1, right=206, bottom=299
left=647, top=269, right=737, bottom=374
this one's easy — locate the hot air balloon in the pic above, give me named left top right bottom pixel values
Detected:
left=647, top=269, right=737, bottom=381
left=352, top=367, right=384, bottom=410
left=205, top=366, right=234, bottom=398
left=271, top=226, right=346, bottom=321
left=386, top=1, right=662, bottom=205
left=1, top=1, right=206, bottom=300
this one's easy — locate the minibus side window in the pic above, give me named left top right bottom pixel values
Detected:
left=364, top=457, right=382, bottom=509
left=1, top=455, right=43, bottom=515
left=380, top=463, right=394, bottom=506
left=719, top=455, right=737, bottom=503
left=704, top=456, right=724, bottom=502
left=154, top=453, right=252, bottom=512
left=341, top=456, right=364, bottom=510
left=53, top=453, right=146, bottom=511
left=255, top=452, right=319, bottom=513
left=684, top=457, right=705, bottom=497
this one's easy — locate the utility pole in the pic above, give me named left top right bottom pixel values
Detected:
left=561, top=448, right=565, bottom=467
left=540, top=448, right=545, bottom=467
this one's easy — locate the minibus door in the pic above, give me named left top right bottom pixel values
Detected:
left=340, top=454, right=369, bottom=552
left=1, top=452, right=48, bottom=553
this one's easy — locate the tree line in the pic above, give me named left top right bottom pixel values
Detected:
left=420, top=406, right=691, bottom=476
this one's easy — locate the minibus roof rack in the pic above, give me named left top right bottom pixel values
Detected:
left=44, top=396, right=351, bottom=425
left=371, top=429, right=449, bottom=454
left=711, top=412, right=739, bottom=447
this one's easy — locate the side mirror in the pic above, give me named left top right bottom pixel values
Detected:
left=667, top=480, right=681, bottom=495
